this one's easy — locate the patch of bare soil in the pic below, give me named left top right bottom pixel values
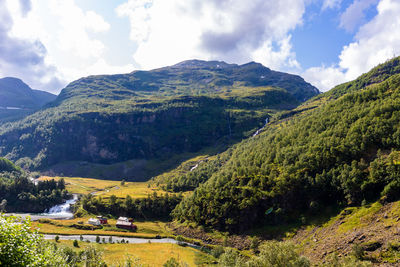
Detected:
left=291, top=202, right=400, bottom=266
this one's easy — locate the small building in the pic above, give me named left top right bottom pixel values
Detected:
left=97, top=216, right=108, bottom=225
left=116, top=217, right=137, bottom=231
left=88, top=218, right=101, bottom=226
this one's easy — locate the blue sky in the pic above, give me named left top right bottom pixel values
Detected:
left=0, top=0, right=399, bottom=93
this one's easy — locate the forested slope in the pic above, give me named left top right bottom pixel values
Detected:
left=0, top=60, right=318, bottom=178
left=172, top=56, right=400, bottom=232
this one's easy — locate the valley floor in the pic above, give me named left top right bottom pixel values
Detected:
left=34, top=175, right=400, bottom=266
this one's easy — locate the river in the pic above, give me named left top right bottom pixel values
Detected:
left=43, top=234, right=201, bottom=249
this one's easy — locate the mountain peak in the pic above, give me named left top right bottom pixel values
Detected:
left=0, top=77, right=56, bottom=109
left=0, top=77, right=31, bottom=90
left=171, top=59, right=235, bottom=69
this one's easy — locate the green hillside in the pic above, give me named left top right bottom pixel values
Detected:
left=172, top=56, right=400, bottom=232
left=0, top=60, right=318, bottom=179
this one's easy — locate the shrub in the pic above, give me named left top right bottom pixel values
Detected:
left=211, top=245, right=225, bottom=258
left=0, top=215, right=68, bottom=266
left=352, top=244, right=365, bottom=260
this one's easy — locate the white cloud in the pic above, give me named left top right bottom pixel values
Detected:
left=305, top=0, right=400, bottom=91
left=322, top=0, right=343, bottom=10
left=339, top=0, right=400, bottom=79
left=116, top=0, right=306, bottom=71
left=303, top=65, right=347, bottom=91
left=3, top=0, right=133, bottom=93
left=0, top=0, right=63, bottom=92
left=339, top=0, right=379, bottom=32
left=85, top=11, right=110, bottom=33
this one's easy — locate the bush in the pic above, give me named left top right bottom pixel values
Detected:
left=218, top=248, right=246, bottom=267
left=211, top=245, right=225, bottom=258
left=382, top=179, right=400, bottom=202
left=79, top=246, right=106, bottom=267
left=352, top=244, right=365, bottom=260
left=163, top=257, right=187, bottom=267
left=73, top=240, right=79, bottom=247
left=0, top=215, right=68, bottom=266
left=248, top=241, right=310, bottom=267
left=218, top=241, right=310, bottom=267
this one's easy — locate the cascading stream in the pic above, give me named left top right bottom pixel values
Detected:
left=42, top=194, right=78, bottom=218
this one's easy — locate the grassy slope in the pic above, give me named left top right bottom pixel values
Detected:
left=38, top=176, right=169, bottom=198
left=288, top=200, right=400, bottom=265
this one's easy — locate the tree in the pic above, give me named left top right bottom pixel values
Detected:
left=73, top=239, right=79, bottom=248
left=163, top=257, right=188, bottom=267
left=0, top=215, right=68, bottom=266
left=96, top=235, right=100, bottom=243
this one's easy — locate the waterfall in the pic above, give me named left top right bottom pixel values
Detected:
left=43, top=194, right=78, bottom=218
left=252, top=117, right=269, bottom=137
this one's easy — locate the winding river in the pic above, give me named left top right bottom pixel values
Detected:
left=43, top=234, right=192, bottom=245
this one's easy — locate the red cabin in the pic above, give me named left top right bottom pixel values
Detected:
left=97, top=216, right=108, bottom=225
left=116, top=217, right=137, bottom=231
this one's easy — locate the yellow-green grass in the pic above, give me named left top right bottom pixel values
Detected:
left=51, top=240, right=205, bottom=266
left=33, top=217, right=172, bottom=238
left=337, top=202, right=382, bottom=233
left=152, top=154, right=211, bottom=186
left=38, top=176, right=167, bottom=198
left=100, top=182, right=166, bottom=199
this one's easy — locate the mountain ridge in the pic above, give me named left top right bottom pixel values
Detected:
left=0, top=60, right=319, bottom=179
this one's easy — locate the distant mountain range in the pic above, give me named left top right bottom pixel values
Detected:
left=0, top=77, right=56, bottom=123
left=0, top=60, right=319, bottom=179
left=0, top=77, right=56, bottom=109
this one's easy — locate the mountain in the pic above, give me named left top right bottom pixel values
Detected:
left=0, top=60, right=318, bottom=179
left=0, top=77, right=56, bottom=108
left=171, top=56, right=400, bottom=232
left=0, top=77, right=57, bottom=123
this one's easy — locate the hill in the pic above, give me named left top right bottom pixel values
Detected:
left=0, top=77, right=57, bottom=123
left=0, top=60, right=319, bottom=179
left=172, top=56, right=400, bottom=232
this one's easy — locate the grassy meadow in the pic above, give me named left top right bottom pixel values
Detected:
left=38, top=176, right=167, bottom=198
left=32, top=217, right=173, bottom=238
left=51, top=240, right=214, bottom=266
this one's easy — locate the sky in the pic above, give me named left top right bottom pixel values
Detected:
left=0, top=0, right=399, bottom=93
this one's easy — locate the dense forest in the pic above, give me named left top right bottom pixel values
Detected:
left=0, top=158, right=69, bottom=213
left=0, top=60, right=318, bottom=180
left=171, top=57, right=400, bottom=232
